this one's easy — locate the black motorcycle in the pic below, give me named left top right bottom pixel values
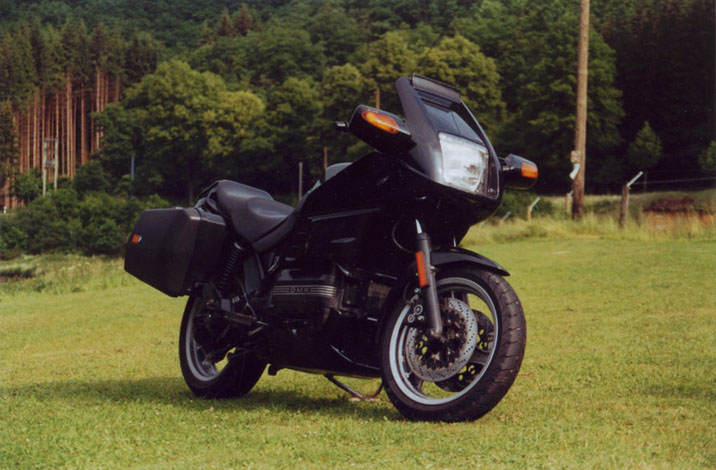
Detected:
left=125, top=75, right=537, bottom=422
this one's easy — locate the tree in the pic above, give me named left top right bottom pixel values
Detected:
left=627, top=122, right=662, bottom=171
left=121, top=60, right=266, bottom=203
left=125, top=32, right=160, bottom=86
left=265, top=77, right=323, bottom=192
left=11, top=169, right=41, bottom=203
left=0, top=100, right=17, bottom=191
left=247, top=25, right=325, bottom=85
left=73, top=160, right=111, bottom=194
left=234, top=3, right=256, bottom=37
left=603, top=0, right=713, bottom=171
left=216, top=8, right=238, bottom=38
left=305, top=0, right=366, bottom=66
left=698, top=142, right=716, bottom=173
left=460, top=5, right=624, bottom=193
left=418, top=35, right=506, bottom=134
left=361, top=31, right=417, bottom=112
left=189, top=37, right=249, bottom=87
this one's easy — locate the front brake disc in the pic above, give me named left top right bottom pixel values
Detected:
left=404, top=298, right=478, bottom=381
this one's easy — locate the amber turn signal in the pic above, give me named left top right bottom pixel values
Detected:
left=361, top=109, right=400, bottom=134
left=521, top=161, right=538, bottom=179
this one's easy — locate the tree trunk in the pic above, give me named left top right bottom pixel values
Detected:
left=32, top=96, right=38, bottom=168
left=55, top=91, right=59, bottom=182
left=80, top=84, right=86, bottom=165
left=66, top=71, right=72, bottom=177
left=95, top=69, right=101, bottom=152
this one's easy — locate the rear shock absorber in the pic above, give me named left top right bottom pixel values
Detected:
left=215, top=242, right=245, bottom=295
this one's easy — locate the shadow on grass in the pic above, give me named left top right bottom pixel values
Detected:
left=1, top=376, right=399, bottom=420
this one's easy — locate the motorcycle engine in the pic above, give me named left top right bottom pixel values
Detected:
left=269, top=268, right=340, bottom=318
left=268, top=266, right=391, bottom=320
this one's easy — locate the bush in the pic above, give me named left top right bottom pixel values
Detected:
left=74, top=161, right=111, bottom=194
left=3, top=189, right=167, bottom=256
left=0, top=218, right=27, bottom=259
left=11, top=169, right=42, bottom=203
left=83, top=219, right=124, bottom=255
left=495, top=191, right=555, bottom=219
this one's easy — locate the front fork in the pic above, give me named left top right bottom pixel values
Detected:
left=415, top=220, right=442, bottom=338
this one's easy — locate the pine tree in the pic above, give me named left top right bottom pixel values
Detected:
left=0, top=100, right=18, bottom=192
left=234, top=4, right=255, bottom=37
left=217, top=8, right=238, bottom=38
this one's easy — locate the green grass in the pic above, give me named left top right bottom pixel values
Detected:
left=1, top=236, right=715, bottom=469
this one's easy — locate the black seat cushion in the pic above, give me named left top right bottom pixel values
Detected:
left=214, top=180, right=293, bottom=243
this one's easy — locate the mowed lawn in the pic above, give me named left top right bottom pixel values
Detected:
left=1, top=237, right=714, bottom=469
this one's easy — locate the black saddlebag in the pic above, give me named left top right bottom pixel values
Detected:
left=124, top=208, right=227, bottom=297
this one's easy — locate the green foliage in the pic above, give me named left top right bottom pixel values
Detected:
left=627, top=121, right=662, bottom=170
left=124, top=32, right=161, bottom=86
left=495, top=191, right=555, bottom=220
left=11, top=168, right=41, bottom=203
left=698, top=141, right=716, bottom=172
left=0, top=0, right=712, bottom=220
left=265, top=77, right=322, bottom=187
left=189, top=36, right=249, bottom=87
left=121, top=60, right=267, bottom=203
left=361, top=31, right=417, bottom=113
left=247, top=25, right=325, bottom=85
left=0, top=189, right=163, bottom=256
left=73, top=160, right=111, bottom=194
left=93, top=102, right=138, bottom=185
left=418, top=35, right=506, bottom=133
left=305, top=0, right=365, bottom=66
left=0, top=220, right=27, bottom=257
left=456, top=2, right=624, bottom=192
left=0, top=100, right=17, bottom=189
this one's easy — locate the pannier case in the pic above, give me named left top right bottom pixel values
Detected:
left=125, top=208, right=226, bottom=296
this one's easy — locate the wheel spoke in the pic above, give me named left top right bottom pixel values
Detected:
left=469, top=350, right=490, bottom=366
left=408, top=373, right=424, bottom=392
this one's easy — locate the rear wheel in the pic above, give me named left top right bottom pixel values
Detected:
left=381, top=267, right=526, bottom=421
left=179, top=296, right=265, bottom=398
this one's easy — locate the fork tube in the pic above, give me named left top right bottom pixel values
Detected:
left=415, top=221, right=442, bottom=338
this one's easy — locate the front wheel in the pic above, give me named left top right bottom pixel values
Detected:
left=179, top=296, right=266, bottom=398
left=381, top=267, right=526, bottom=422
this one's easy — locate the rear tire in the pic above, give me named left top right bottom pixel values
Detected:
left=381, top=267, right=526, bottom=421
left=179, top=296, right=265, bottom=398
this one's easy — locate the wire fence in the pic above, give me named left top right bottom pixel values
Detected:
left=624, top=169, right=716, bottom=193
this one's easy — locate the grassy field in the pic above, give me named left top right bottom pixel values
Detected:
left=1, top=228, right=715, bottom=469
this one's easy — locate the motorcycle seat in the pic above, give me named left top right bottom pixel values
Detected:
left=213, top=180, right=294, bottom=245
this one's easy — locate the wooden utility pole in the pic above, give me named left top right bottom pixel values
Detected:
left=572, top=0, right=590, bottom=219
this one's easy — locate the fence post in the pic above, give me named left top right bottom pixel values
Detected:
left=527, top=197, right=541, bottom=221
left=619, top=184, right=629, bottom=227
left=620, top=171, right=644, bottom=228
left=565, top=191, right=572, bottom=215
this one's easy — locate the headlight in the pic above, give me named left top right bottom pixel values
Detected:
left=439, top=132, right=490, bottom=195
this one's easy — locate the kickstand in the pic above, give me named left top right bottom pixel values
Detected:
left=324, top=374, right=384, bottom=401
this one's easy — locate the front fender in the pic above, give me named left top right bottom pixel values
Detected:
left=377, top=248, right=508, bottom=338
left=431, top=247, right=509, bottom=277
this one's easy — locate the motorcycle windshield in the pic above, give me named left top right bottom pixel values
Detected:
left=396, top=75, right=500, bottom=200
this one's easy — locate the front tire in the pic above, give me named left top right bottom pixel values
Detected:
left=179, top=296, right=266, bottom=398
left=381, top=267, right=526, bottom=421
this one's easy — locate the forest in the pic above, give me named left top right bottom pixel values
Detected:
left=0, top=0, right=714, bottom=210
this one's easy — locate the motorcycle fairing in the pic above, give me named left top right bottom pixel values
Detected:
left=396, top=75, right=502, bottom=209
